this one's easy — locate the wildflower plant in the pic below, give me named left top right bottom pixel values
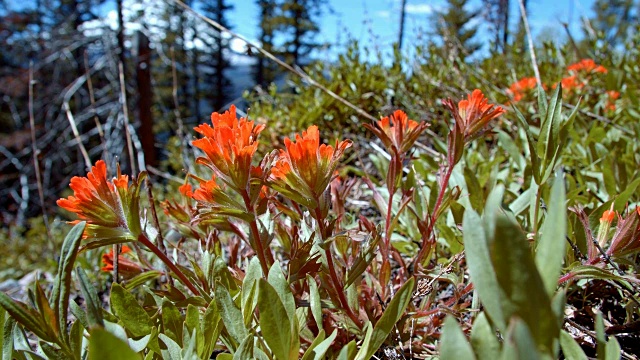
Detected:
left=1, top=80, right=638, bottom=360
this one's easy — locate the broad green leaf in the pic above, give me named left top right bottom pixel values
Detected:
left=535, top=171, right=567, bottom=296
left=0, top=293, right=54, bottom=342
left=307, top=276, right=323, bottom=329
left=51, top=222, right=85, bottom=340
left=500, top=318, right=539, bottom=360
left=202, top=300, right=222, bottom=358
left=463, top=208, right=506, bottom=331
left=214, top=284, right=247, bottom=349
left=161, top=300, right=183, bottom=346
left=267, top=261, right=296, bottom=321
left=336, top=340, right=356, bottom=360
left=75, top=267, right=103, bottom=327
left=257, top=279, right=297, bottom=360
left=88, top=328, right=140, bottom=360
left=492, top=214, right=557, bottom=354
left=184, top=305, right=204, bottom=356
left=241, top=258, right=261, bottom=326
left=470, top=313, right=499, bottom=360
left=355, top=277, right=415, bottom=360
left=605, top=336, right=621, bottom=360
left=110, top=283, right=152, bottom=337
left=560, top=330, right=587, bottom=360
left=233, top=334, right=254, bottom=360
left=158, top=334, right=181, bottom=360
left=123, top=271, right=162, bottom=291
left=440, top=316, right=475, bottom=360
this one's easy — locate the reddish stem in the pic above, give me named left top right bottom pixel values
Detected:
left=240, top=189, right=273, bottom=276
left=415, top=164, right=454, bottom=267
left=137, top=233, right=201, bottom=296
left=314, top=207, right=362, bottom=329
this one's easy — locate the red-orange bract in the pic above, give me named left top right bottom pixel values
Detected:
left=364, top=110, right=429, bottom=154
left=567, top=59, right=607, bottom=74
left=192, top=105, right=265, bottom=190
left=100, top=245, right=143, bottom=277
left=269, top=125, right=351, bottom=208
left=444, top=89, right=506, bottom=142
left=507, top=77, right=537, bottom=102
left=57, top=160, right=144, bottom=248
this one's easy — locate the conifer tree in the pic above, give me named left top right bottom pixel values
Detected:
left=201, top=0, right=234, bottom=111
left=433, top=0, right=481, bottom=60
left=273, top=0, right=323, bottom=66
left=255, top=0, right=279, bottom=87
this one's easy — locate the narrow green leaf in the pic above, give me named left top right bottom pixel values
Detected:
left=2, top=318, right=14, bottom=360
left=158, top=334, right=181, bottom=360
left=307, top=276, right=323, bottom=330
left=0, top=293, right=54, bottom=342
left=470, top=313, right=500, bottom=360
left=88, top=328, right=140, bottom=360
left=214, top=284, right=247, bottom=349
left=595, top=312, right=606, bottom=360
left=501, top=318, right=539, bottom=360
left=0, top=307, right=4, bottom=352
left=512, top=105, right=540, bottom=184
left=336, top=340, right=356, bottom=360
left=33, top=281, right=58, bottom=340
left=123, top=271, right=162, bottom=291
left=69, top=321, right=84, bottom=360
left=40, top=342, right=68, bottom=360
left=110, top=283, right=152, bottom=337
left=257, top=279, right=295, bottom=360
left=304, top=329, right=337, bottom=360
left=75, top=267, right=103, bottom=327
left=463, top=208, right=506, bottom=331
left=202, top=300, right=222, bottom=359
left=440, top=316, right=475, bottom=360
left=355, top=277, right=415, bottom=360
left=537, top=84, right=548, bottom=123
left=536, top=171, right=567, bottom=296
left=241, top=258, right=261, bottom=326
left=232, top=334, right=254, bottom=360
left=301, top=330, right=325, bottom=360
left=560, top=330, right=587, bottom=360
left=51, top=222, right=85, bottom=340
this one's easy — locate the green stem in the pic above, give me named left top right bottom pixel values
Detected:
left=137, top=233, right=201, bottom=296
left=533, top=186, right=543, bottom=234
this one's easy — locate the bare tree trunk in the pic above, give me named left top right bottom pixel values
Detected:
left=398, top=0, right=408, bottom=50
left=136, top=31, right=156, bottom=168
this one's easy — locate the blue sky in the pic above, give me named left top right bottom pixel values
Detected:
left=225, top=0, right=596, bottom=59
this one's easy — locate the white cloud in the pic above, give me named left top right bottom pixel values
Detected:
left=405, top=4, right=433, bottom=15
left=376, top=10, right=391, bottom=18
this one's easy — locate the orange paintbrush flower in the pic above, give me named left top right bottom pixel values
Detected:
left=57, top=160, right=144, bottom=248
left=192, top=105, right=265, bottom=190
left=567, top=59, right=607, bottom=74
left=101, top=245, right=143, bottom=277
left=444, top=89, right=506, bottom=142
left=269, top=125, right=352, bottom=208
left=507, top=77, right=538, bottom=102
left=364, top=110, right=429, bottom=154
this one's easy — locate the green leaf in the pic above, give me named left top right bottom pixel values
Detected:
left=605, top=336, right=621, bottom=360
left=75, top=267, right=103, bottom=327
left=0, top=292, right=54, bottom=342
left=303, top=329, right=337, bottom=360
left=267, top=261, right=296, bottom=321
left=39, top=342, right=68, bottom=360
left=500, top=318, right=539, bottom=360
left=202, top=300, right=222, bottom=359
left=0, top=307, right=4, bottom=353
left=161, top=300, right=183, bottom=346
left=336, top=340, right=356, bottom=360
left=470, top=313, right=500, bottom=360
left=215, top=284, right=247, bottom=349
left=463, top=208, right=506, bottom=331
left=257, top=279, right=297, bottom=360
left=51, top=222, right=85, bottom=340
left=560, top=330, right=587, bottom=360
left=241, top=258, right=261, bottom=326
left=512, top=104, right=540, bottom=184
left=123, top=271, right=162, bottom=291
left=535, top=171, right=567, bottom=296
left=110, top=283, right=152, bottom=337
left=2, top=318, right=13, bottom=360
left=492, top=214, right=557, bottom=354
left=307, top=276, right=323, bottom=330
left=69, top=321, right=84, bottom=360
left=233, top=334, right=254, bottom=360
left=354, top=277, right=415, bottom=360
left=158, top=334, right=181, bottom=360
left=88, top=328, right=140, bottom=360
left=595, top=312, right=606, bottom=360
left=440, top=316, right=475, bottom=360
left=33, top=281, right=58, bottom=340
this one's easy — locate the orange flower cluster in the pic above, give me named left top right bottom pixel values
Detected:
left=606, top=90, right=620, bottom=111
left=270, top=126, right=352, bottom=209
left=444, top=89, right=506, bottom=143
left=507, top=77, right=537, bottom=102
left=567, top=59, right=607, bottom=74
left=364, top=110, right=429, bottom=154
left=192, top=105, right=265, bottom=190
left=101, top=245, right=143, bottom=277
left=57, top=160, right=144, bottom=245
